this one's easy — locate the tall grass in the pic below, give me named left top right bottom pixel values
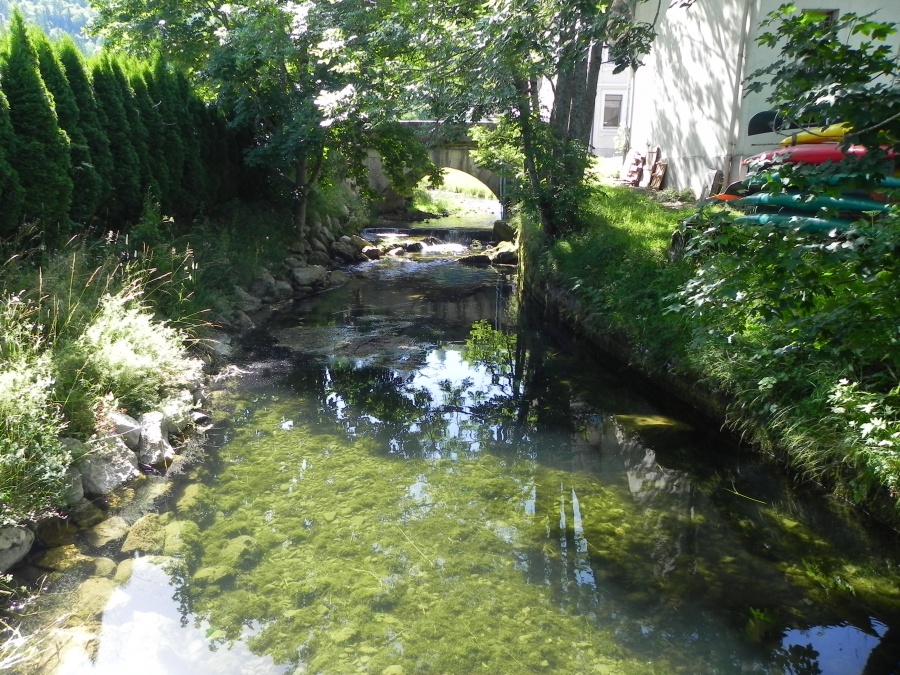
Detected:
left=529, top=185, right=900, bottom=525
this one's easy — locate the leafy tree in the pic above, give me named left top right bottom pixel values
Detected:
left=145, top=59, right=185, bottom=215
left=0, top=89, right=24, bottom=237
left=110, top=57, right=157, bottom=204
left=56, top=35, right=114, bottom=213
left=1, top=10, right=72, bottom=242
left=31, top=27, right=103, bottom=224
left=127, top=63, right=170, bottom=205
left=395, top=0, right=656, bottom=238
left=672, top=6, right=900, bottom=514
left=91, top=54, right=142, bottom=222
left=90, top=0, right=439, bottom=230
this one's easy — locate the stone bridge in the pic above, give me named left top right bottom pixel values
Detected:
left=366, top=121, right=505, bottom=212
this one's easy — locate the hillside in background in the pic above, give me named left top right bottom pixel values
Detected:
left=0, top=0, right=98, bottom=54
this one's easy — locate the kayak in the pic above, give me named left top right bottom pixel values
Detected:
left=734, top=192, right=888, bottom=213
left=779, top=123, right=850, bottom=146
left=734, top=213, right=855, bottom=233
left=743, top=143, right=872, bottom=167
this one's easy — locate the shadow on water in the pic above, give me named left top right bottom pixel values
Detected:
left=53, top=258, right=900, bottom=675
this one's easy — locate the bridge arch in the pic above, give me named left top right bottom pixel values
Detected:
left=366, top=121, right=506, bottom=214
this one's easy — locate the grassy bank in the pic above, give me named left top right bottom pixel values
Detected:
left=526, top=185, right=900, bottom=528
left=0, top=191, right=363, bottom=531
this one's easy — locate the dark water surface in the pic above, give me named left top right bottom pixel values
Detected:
left=58, top=259, right=900, bottom=674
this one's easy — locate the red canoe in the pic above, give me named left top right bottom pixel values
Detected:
left=742, top=143, right=896, bottom=167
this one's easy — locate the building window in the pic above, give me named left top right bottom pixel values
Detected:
left=603, top=94, right=623, bottom=128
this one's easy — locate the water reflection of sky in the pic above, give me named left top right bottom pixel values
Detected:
left=781, top=621, right=888, bottom=675
left=57, top=558, right=289, bottom=675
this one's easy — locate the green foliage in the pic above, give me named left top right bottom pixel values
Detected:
left=1, top=10, right=73, bottom=242
left=62, top=288, right=203, bottom=417
left=0, top=91, right=24, bottom=238
left=0, top=296, right=69, bottom=525
left=56, top=35, right=114, bottom=211
left=539, top=186, right=694, bottom=367
left=31, top=27, right=103, bottom=224
left=90, top=55, right=142, bottom=222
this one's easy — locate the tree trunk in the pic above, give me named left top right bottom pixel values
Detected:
left=571, top=41, right=602, bottom=148
left=514, top=77, right=558, bottom=238
left=294, top=153, right=308, bottom=231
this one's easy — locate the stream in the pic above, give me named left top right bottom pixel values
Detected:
left=24, top=256, right=900, bottom=674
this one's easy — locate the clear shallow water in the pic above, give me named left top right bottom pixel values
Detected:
left=50, top=259, right=900, bottom=674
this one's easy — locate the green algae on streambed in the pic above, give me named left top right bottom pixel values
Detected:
left=22, top=260, right=900, bottom=674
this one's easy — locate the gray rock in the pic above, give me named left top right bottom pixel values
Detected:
left=84, top=516, right=131, bottom=548
left=489, top=241, right=518, bottom=265
left=283, top=256, right=305, bottom=269
left=233, top=310, right=255, bottom=330
left=204, top=330, right=233, bottom=359
left=338, top=203, right=351, bottom=219
left=331, top=239, right=362, bottom=262
left=320, top=226, right=335, bottom=244
left=361, top=245, right=381, bottom=260
left=386, top=247, right=406, bottom=256
left=76, top=436, right=139, bottom=495
left=493, top=219, right=517, bottom=242
left=290, top=265, right=328, bottom=288
left=0, top=527, right=34, bottom=573
left=311, top=237, right=329, bottom=254
left=404, top=241, right=424, bottom=253
left=137, top=412, right=175, bottom=466
left=273, top=280, right=294, bottom=301
left=458, top=253, right=492, bottom=265
left=308, top=251, right=332, bottom=267
left=233, top=285, right=262, bottom=313
left=328, top=270, right=351, bottom=287
left=350, top=235, right=370, bottom=251
left=161, top=390, right=194, bottom=436
left=250, top=270, right=278, bottom=300
left=106, top=411, right=142, bottom=449
left=63, top=466, right=84, bottom=504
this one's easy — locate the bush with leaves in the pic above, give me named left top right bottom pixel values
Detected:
left=0, top=296, right=70, bottom=526
left=670, top=5, right=900, bottom=515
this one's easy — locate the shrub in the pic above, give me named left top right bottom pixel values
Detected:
left=0, top=296, right=69, bottom=525
left=60, top=288, right=203, bottom=422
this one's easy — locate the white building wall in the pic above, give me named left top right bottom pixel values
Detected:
left=627, top=0, right=900, bottom=195
left=590, top=59, right=631, bottom=157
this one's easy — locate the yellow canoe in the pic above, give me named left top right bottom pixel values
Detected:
left=780, top=123, right=851, bottom=146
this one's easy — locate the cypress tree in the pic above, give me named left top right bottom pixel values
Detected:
left=175, top=73, right=209, bottom=215
left=56, top=37, right=114, bottom=219
left=146, top=60, right=185, bottom=215
left=0, top=90, right=25, bottom=238
left=0, top=11, right=72, bottom=242
left=31, top=29, right=102, bottom=225
left=110, top=58, right=157, bottom=206
left=129, top=65, right=170, bottom=206
left=91, top=55, right=141, bottom=223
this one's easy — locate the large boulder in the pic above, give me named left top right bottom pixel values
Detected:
left=331, top=238, right=363, bottom=263
left=289, top=265, right=328, bottom=289
left=458, top=252, right=491, bottom=266
left=137, top=412, right=175, bottom=466
left=247, top=269, right=277, bottom=301
left=272, top=280, right=294, bottom=301
left=328, top=270, right=351, bottom=287
left=0, top=527, right=34, bottom=573
left=362, top=246, right=381, bottom=260
left=106, top=411, right=141, bottom=449
left=160, top=390, right=194, bottom=436
left=233, top=285, right=262, bottom=313
left=121, top=513, right=165, bottom=555
left=493, top=219, right=517, bottom=242
left=350, top=235, right=370, bottom=252
left=75, top=436, right=139, bottom=496
left=489, top=241, right=518, bottom=265
left=63, top=466, right=84, bottom=504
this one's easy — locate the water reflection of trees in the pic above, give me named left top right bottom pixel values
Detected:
left=229, top=319, right=900, bottom=674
